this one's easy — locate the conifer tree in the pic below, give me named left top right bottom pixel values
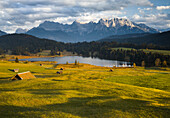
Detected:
left=162, top=60, right=167, bottom=67
left=133, top=63, right=136, bottom=68
left=15, top=57, right=19, bottom=63
left=155, top=58, right=161, bottom=67
left=141, top=61, right=145, bottom=67
left=75, top=60, right=77, bottom=65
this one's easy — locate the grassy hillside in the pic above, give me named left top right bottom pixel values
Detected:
left=142, top=49, right=170, bottom=55
left=111, top=47, right=170, bottom=55
left=0, top=61, right=170, bottom=118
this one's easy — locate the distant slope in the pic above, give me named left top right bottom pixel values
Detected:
left=99, top=31, right=170, bottom=47
left=0, top=30, right=7, bottom=36
left=27, top=27, right=71, bottom=42
left=0, top=34, right=60, bottom=50
left=99, top=33, right=151, bottom=42
left=159, top=28, right=170, bottom=32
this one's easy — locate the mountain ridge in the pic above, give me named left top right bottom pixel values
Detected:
left=26, top=18, right=159, bottom=42
left=0, top=30, right=7, bottom=36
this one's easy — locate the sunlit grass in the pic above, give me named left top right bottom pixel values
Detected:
left=0, top=61, right=170, bottom=117
left=111, top=47, right=170, bottom=55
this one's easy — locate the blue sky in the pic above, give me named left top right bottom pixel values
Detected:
left=0, top=0, right=170, bottom=33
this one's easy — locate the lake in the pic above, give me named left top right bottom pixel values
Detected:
left=18, top=56, right=131, bottom=67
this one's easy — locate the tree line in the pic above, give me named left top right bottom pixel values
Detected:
left=0, top=34, right=169, bottom=67
left=65, top=42, right=170, bottom=67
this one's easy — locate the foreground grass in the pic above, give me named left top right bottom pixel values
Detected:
left=0, top=61, right=170, bottom=118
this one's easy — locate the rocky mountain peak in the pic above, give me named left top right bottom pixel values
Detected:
left=97, top=18, right=135, bottom=28
left=15, top=28, right=28, bottom=34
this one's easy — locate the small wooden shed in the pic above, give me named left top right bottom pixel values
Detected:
left=56, top=71, right=63, bottom=74
left=13, top=69, right=19, bottom=72
left=11, top=71, right=36, bottom=80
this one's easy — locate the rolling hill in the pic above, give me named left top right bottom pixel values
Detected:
left=0, top=34, right=61, bottom=51
left=99, top=31, right=170, bottom=47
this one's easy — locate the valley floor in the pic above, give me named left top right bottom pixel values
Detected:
left=0, top=61, right=170, bottom=118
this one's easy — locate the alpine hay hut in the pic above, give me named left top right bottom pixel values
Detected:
left=11, top=71, right=36, bottom=80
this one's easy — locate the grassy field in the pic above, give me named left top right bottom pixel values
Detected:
left=141, top=49, right=170, bottom=55
left=111, top=47, right=170, bottom=55
left=0, top=61, right=170, bottom=118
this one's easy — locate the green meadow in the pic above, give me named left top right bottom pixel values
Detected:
left=0, top=61, right=170, bottom=118
left=112, top=47, right=170, bottom=55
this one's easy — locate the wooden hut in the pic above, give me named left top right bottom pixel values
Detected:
left=56, top=71, right=63, bottom=74
left=11, top=71, right=36, bottom=80
left=13, top=69, right=19, bottom=72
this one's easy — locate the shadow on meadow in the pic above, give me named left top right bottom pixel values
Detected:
left=28, top=89, right=66, bottom=95
left=42, top=96, right=170, bottom=118
left=35, top=74, right=60, bottom=78
left=35, top=73, right=71, bottom=78
left=52, top=79, right=65, bottom=81
left=0, top=96, right=169, bottom=117
left=145, top=67, right=167, bottom=71
left=0, top=105, right=41, bottom=118
left=8, top=69, right=15, bottom=72
left=0, top=77, right=10, bottom=79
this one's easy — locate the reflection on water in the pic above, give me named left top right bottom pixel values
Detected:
left=19, top=56, right=131, bottom=67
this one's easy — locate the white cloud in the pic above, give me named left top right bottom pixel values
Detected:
left=156, top=6, right=170, bottom=10
left=54, top=10, right=125, bottom=24
left=132, top=14, right=141, bottom=20
left=144, top=8, right=152, bottom=10
left=0, top=0, right=155, bottom=33
left=131, top=13, right=170, bottom=29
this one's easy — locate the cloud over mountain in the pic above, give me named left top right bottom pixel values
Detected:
left=132, top=13, right=170, bottom=29
left=0, top=0, right=155, bottom=33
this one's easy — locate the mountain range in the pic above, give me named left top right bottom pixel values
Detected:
left=26, top=18, right=159, bottom=42
left=0, top=31, right=169, bottom=50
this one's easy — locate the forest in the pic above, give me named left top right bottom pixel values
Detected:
left=0, top=34, right=170, bottom=67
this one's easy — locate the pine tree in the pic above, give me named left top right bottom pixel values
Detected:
left=141, top=61, right=145, bottom=67
left=133, top=63, right=136, bottom=68
left=155, top=58, right=161, bottom=67
left=15, top=57, right=19, bottom=63
left=162, top=60, right=167, bottom=67
left=75, top=60, right=77, bottom=65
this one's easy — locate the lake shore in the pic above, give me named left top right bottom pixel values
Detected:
left=0, top=55, right=57, bottom=61
left=13, top=56, right=131, bottom=67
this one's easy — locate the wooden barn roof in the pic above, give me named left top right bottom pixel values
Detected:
left=11, top=71, right=36, bottom=80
